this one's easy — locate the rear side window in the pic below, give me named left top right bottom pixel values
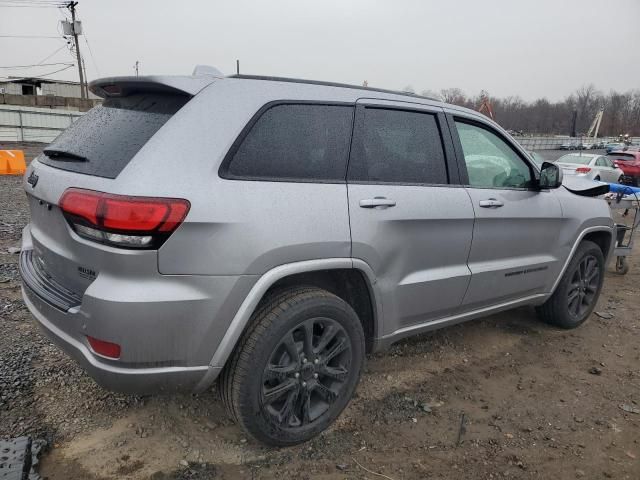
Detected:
left=40, top=94, right=189, bottom=179
left=348, top=108, right=448, bottom=184
left=225, top=104, right=354, bottom=182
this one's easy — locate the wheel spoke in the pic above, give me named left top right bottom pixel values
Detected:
left=298, top=388, right=311, bottom=425
left=568, top=289, right=580, bottom=305
left=302, top=320, right=315, bottom=358
left=315, top=324, right=338, bottom=354
left=277, top=388, right=300, bottom=425
left=263, top=378, right=298, bottom=405
left=264, top=363, right=297, bottom=382
left=318, top=364, right=348, bottom=382
left=311, top=381, right=338, bottom=404
left=282, top=332, right=300, bottom=364
left=324, top=337, right=348, bottom=363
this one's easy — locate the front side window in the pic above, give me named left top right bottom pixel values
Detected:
left=348, top=108, right=448, bottom=184
left=226, top=104, right=354, bottom=182
left=455, top=121, right=532, bottom=189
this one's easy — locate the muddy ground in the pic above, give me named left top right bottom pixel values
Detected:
left=1, top=144, right=638, bottom=479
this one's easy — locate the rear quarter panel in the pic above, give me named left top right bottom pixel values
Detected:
left=113, top=79, right=362, bottom=275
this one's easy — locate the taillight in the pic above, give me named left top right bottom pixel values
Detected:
left=575, top=167, right=591, bottom=174
left=59, top=188, right=190, bottom=249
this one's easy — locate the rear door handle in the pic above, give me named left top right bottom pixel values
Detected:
left=479, top=198, right=504, bottom=208
left=359, top=197, right=396, bottom=209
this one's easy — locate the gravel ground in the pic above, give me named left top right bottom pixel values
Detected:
left=1, top=143, right=639, bottom=480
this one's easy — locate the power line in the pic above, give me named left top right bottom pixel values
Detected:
left=0, top=64, right=74, bottom=80
left=0, top=62, right=73, bottom=69
left=0, top=34, right=64, bottom=38
left=36, top=43, right=70, bottom=65
left=83, top=34, right=100, bottom=77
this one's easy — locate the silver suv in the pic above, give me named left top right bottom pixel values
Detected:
left=20, top=70, right=614, bottom=446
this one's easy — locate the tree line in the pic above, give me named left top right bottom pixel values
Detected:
left=405, top=85, right=640, bottom=137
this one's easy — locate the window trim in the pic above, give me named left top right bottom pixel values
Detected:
left=218, top=100, right=356, bottom=184
left=447, top=113, right=539, bottom=191
left=346, top=104, right=458, bottom=187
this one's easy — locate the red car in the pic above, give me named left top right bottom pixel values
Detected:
left=607, top=150, right=640, bottom=186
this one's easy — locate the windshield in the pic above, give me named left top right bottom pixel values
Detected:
left=557, top=154, right=592, bottom=165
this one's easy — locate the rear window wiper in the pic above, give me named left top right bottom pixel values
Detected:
left=43, top=149, right=88, bottom=162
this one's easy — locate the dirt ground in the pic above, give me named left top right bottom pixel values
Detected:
left=1, top=144, right=638, bottom=480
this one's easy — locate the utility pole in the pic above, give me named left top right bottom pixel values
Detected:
left=236, top=59, right=240, bottom=75
left=66, top=2, right=86, bottom=99
left=134, top=60, right=140, bottom=77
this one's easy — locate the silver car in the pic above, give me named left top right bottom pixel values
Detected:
left=20, top=70, right=614, bottom=446
left=556, top=153, right=624, bottom=183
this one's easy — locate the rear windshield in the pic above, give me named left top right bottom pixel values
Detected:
left=607, top=153, right=636, bottom=161
left=40, top=93, right=189, bottom=178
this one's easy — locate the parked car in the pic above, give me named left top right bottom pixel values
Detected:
left=560, top=140, right=579, bottom=150
left=607, top=150, right=640, bottom=186
left=19, top=70, right=615, bottom=446
left=555, top=153, right=624, bottom=183
left=606, top=142, right=625, bottom=153
left=581, top=141, right=595, bottom=150
left=593, top=140, right=606, bottom=149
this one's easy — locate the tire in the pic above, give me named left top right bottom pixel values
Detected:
left=536, top=240, right=605, bottom=329
left=218, top=286, right=365, bottom=446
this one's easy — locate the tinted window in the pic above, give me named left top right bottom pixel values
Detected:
left=40, top=94, right=189, bottom=179
left=456, top=121, right=532, bottom=188
left=227, top=104, right=354, bottom=181
left=348, top=108, right=447, bottom=184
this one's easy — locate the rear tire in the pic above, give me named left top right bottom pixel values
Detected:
left=219, top=286, right=365, bottom=446
left=536, top=240, right=605, bottom=329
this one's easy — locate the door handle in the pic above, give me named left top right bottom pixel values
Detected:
left=479, top=198, right=504, bottom=208
left=359, top=197, right=397, bottom=209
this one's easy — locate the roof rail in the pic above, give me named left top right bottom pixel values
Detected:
left=227, top=74, right=439, bottom=102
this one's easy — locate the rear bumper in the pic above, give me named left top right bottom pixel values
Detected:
left=21, top=283, right=221, bottom=394
left=18, top=222, right=254, bottom=394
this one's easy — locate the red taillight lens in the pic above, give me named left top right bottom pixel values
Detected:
left=575, top=167, right=591, bottom=174
left=59, top=188, right=190, bottom=249
left=87, top=336, right=121, bottom=359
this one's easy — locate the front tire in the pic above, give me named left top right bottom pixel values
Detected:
left=219, top=286, right=365, bottom=446
left=536, top=240, right=605, bottom=329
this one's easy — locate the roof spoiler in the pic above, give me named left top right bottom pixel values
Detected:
left=89, top=73, right=220, bottom=99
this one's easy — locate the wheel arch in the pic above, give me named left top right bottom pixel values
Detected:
left=549, top=226, right=614, bottom=296
left=207, top=258, right=382, bottom=371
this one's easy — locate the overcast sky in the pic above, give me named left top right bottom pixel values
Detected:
left=1, top=0, right=639, bottom=101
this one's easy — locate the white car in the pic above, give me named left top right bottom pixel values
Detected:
left=556, top=153, right=623, bottom=183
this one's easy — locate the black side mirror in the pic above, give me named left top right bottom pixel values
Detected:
left=538, top=161, right=563, bottom=189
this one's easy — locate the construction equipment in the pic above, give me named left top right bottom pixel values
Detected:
left=0, top=150, right=26, bottom=175
left=586, top=108, right=604, bottom=140
left=477, top=90, right=495, bottom=121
